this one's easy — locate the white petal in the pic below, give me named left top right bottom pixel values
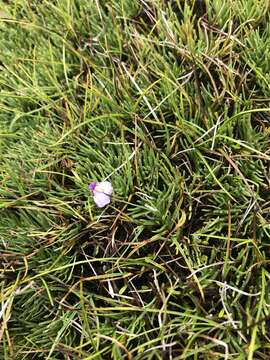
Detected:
left=93, top=192, right=111, bottom=208
left=98, top=181, right=113, bottom=195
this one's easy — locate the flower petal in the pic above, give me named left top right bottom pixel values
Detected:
left=88, top=182, right=96, bottom=191
left=93, top=192, right=111, bottom=208
left=98, top=181, right=113, bottom=195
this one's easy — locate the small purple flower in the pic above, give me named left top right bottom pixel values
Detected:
left=88, top=181, right=113, bottom=208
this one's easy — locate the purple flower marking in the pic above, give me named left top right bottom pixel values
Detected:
left=88, top=182, right=97, bottom=191
left=88, top=181, right=113, bottom=208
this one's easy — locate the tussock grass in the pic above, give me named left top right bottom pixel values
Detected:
left=1, top=0, right=270, bottom=359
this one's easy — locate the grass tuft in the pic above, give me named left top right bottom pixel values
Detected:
left=1, top=0, right=270, bottom=358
